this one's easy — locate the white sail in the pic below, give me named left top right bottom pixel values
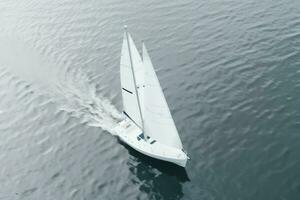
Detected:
left=120, top=31, right=144, bottom=129
left=142, top=44, right=183, bottom=149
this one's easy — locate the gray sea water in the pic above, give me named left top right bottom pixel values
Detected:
left=0, top=0, right=300, bottom=199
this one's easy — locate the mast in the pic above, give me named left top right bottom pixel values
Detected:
left=124, top=26, right=147, bottom=140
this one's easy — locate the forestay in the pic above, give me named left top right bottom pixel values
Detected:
left=142, top=44, right=183, bottom=149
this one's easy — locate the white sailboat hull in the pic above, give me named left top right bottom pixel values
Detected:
left=113, top=119, right=188, bottom=167
left=118, top=27, right=188, bottom=167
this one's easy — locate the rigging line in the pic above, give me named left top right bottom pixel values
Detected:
left=122, top=87, right=133, bottom=94
left=123, top=111, right=142, bottom=130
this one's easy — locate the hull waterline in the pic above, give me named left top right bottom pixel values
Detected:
left=114, top=119, right=188, bottom=167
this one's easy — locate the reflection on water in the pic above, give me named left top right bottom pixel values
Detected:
left=121, top=141, right=189, bottom=200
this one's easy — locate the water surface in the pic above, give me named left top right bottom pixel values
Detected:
left=0, top=0, right=300, bottom=199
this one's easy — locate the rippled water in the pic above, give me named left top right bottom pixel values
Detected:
left=0, top=0, right=300, bottom=199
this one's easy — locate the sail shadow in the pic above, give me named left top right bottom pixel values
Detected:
left=118, top=140, right=189, bottom=199
left=119, top=139, right=190, bottom=181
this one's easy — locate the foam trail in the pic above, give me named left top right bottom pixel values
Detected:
left=52, top=72, right=122, bottom=133
left=0, top=38, right=122, bottom=134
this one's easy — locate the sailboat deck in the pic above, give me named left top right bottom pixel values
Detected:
left=113, top=119, right=187, bottom=166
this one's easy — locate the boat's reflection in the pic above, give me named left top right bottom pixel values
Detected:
left=119, top=140, right=190, bottom=199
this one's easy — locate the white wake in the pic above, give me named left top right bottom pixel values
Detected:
left=0, top=38, right=122, bottom=134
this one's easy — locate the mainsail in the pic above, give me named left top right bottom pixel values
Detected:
left=120, top=30, right=144, bottom=129
left=142, top=44, right=183, bottom=149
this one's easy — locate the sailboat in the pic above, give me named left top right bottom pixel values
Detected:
left=114, top=26, right=189, bottom=167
